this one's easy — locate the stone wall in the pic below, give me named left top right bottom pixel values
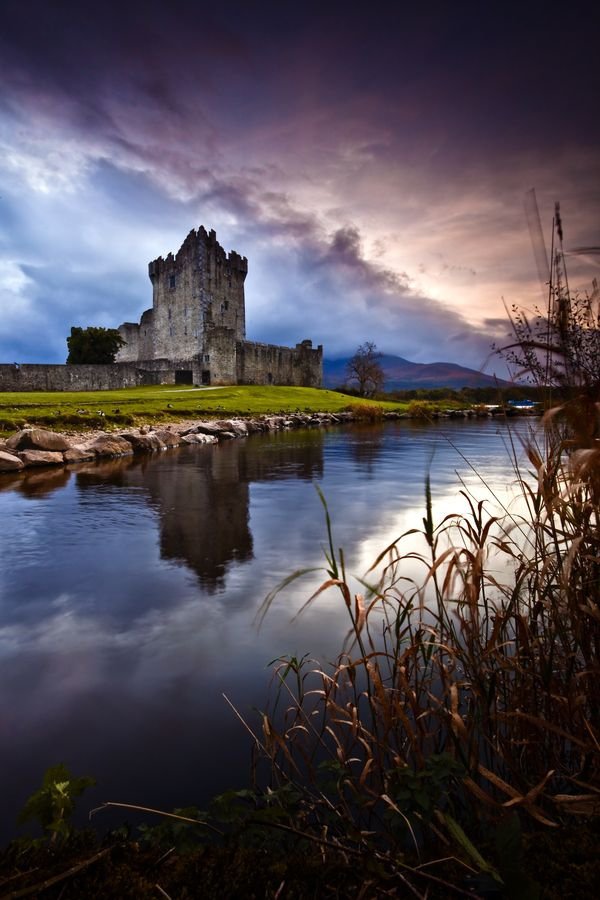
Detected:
left=0, top=342, right=321, bottom=391
left=0, top=361, right=177, bottom=392
left=236, top=339, right=322, bottom=387
left=117, top=322, right=141, bottom=360
left=202, top=327, right=237, bottom=385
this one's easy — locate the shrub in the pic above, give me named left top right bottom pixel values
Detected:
left=406, top=399, right=431, bottom=418
left=344, top=402, right=384, bottom=420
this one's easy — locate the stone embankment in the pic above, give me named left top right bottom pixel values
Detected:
left=0, top=411, right=369, bottom=474
left=0, top=406, right=510, bottom=475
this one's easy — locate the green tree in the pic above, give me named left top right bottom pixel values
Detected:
left=346, top=341, right=385, bottom=397
left=66, top=326, right=126, bottom=364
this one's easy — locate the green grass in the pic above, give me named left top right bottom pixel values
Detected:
left=0, top=385, right=409, bottom=435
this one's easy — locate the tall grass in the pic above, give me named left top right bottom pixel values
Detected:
left=255, top=430, right=598, bottom=876
left=252, top=220, right=600, bottom=894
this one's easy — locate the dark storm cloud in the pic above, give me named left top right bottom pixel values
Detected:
left=318, top=226, right=411, bottom=292
left=0, top=0, right=598, bottom=367
left=3, top=1, right=597, bottom=160
left=0, top=0, right=247, bottom=87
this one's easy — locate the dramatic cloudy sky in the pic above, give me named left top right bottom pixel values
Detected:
left=1, top=0, right=598, bottom=370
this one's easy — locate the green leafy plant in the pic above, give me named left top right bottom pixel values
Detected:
left=17, top=764, right=95, bottom=844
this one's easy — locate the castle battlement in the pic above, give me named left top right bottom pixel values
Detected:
left=116, top=227, right=321, bottom=388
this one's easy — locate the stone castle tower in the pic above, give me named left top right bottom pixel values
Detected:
left=116, top=227, right=322, bottom=387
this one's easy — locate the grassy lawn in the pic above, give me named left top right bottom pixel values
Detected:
left=0, top=385, right=408, bottom=435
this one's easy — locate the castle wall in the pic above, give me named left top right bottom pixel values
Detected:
left=236, top=339, right=322, bottom=387
left=117, top=322, right=141, bottom=361
left=202, top=327, right=237, bottom=385
left=0, top=361, right=177, bottom=392
left=0, top=340, right=322, bottom=391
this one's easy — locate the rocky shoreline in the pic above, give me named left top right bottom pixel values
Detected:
left=0, top=406, right=507, bottom=475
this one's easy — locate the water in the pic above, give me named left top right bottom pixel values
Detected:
left=0, top=419, right=530, bottom=840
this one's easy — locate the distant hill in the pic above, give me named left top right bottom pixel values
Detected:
left=324, top=354, right=510, bottom=391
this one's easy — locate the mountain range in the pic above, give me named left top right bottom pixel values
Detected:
left=323, top=354, right=510, bottom=391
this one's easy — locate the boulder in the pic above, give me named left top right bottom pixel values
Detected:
left=245, top=419, right=266, bottom=434
left=17, top=450, right=64, bottom=467
left=5, top=430, right=28, bottom=450
left=121, top=431, right=167, bottom=452
left=215, top=419, right=248, bottom=436
left=189, top=423, right=224, bottom=437
left=262, top=417, right=281, bottom=431
left=288, top=415, right=306, bottom=427
left=152, top=429, right=182, bottom=448
left=6, top=428, right=72, bottom=452
left=64, top=446, right=97, bottom=463
left=181, top=433, right=218, bottom=445
left=89, top=435, right=134, bottom=458
left=0, top=450, right=24, bottom=472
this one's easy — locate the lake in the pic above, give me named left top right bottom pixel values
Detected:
left=0, top=419, right=531, bottom=841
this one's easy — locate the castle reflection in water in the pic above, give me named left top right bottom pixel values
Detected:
left=0, top=430, right=326, bottom=590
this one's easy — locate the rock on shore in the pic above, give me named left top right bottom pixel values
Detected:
left=0, top=406, right=497, bottom=476
left=0, top=415, right=349, bottom=475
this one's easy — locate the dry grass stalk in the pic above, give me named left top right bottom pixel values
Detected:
left=254, top=359, right=599, bottom=887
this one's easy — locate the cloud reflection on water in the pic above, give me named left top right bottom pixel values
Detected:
left=0, top=421, right=529, bottom=840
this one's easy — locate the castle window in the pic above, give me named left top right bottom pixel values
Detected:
left=204, top=354, right=210, bottom=362
left=169, top=326, right=174, bottom=337
left=168, top=274, right=176, bottom=289
left=224, top=301, right=229, bottom=310
left=168, top=307, right=172, bottom=320
left=184, top=326, right=187, bottom=335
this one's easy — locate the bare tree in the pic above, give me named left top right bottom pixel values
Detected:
left=346, top=341, right=385, bottom=397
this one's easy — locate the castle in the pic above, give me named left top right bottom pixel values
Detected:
left=115, top=226, right=323, bottom=387
left=0, top=227, right=322, bottom=393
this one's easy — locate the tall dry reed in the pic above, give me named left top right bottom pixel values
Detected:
left=253, top=219, right=600, bottom=893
